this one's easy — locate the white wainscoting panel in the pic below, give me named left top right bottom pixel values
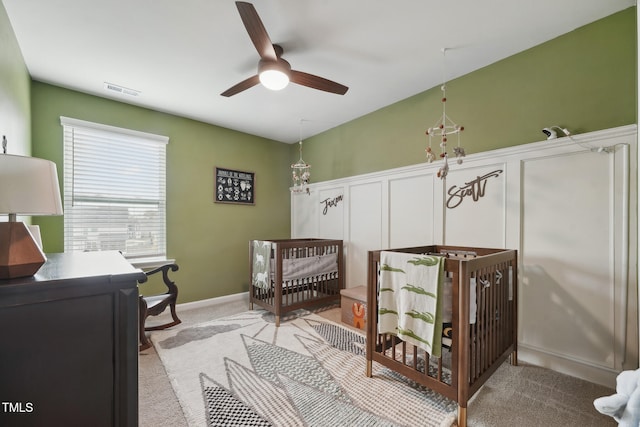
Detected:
left=317, top=187, right=345, bottom=240
left=521, top=151, right=617, bottom=370
left=388, top=173, right=436, bottom=248
left=348, top=182, right=383, bottom=288
left=291, top=125, right=638, bottom=387
left=291, top=190, right=318, bottom=238
left=443, top=163, right=507, bottom=248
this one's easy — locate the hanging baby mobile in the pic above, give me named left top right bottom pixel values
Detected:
left=291, top=119, right=311, bottom=194
left=425, top=48, right=465, bottom=179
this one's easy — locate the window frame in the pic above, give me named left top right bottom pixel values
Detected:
left=60, top=116, right=170, bottom=266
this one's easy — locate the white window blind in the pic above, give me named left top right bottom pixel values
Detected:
left=61, top=117, right=168, bottom=262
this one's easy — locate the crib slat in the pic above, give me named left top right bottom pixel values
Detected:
left=497, top=265, right=504, bottom=360
left=483, top=269, right=489, bottom=374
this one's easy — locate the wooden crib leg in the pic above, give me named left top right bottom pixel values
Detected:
left=510, top=350, right=518, bottom=366
left=457, top=406, right=467, bottom=427
left=275, top=315, right=280, bottom=327
left=366, top=360, right=372, bottom=377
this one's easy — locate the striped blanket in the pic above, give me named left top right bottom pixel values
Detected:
left=378, top=251, right=445, bottom=357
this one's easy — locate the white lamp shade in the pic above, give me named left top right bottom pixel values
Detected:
left=0, top=154, right=63, bottom=216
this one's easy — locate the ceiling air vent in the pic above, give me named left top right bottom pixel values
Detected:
left=104, top=82, right=140, bottom=97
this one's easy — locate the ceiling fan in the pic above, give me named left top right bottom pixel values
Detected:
left=221, top=1, right=349, bottom=97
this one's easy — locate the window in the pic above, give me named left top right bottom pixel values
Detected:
left=61, top=117, right=168, bottom=262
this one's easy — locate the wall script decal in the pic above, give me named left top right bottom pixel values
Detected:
left=321, top=195, right=343, bottom=215
left=446, top=169, right=503, bottom=209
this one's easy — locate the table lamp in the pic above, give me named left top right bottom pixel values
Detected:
left=0, top=153, right=63, bottom=279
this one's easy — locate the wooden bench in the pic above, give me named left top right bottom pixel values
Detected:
left=138, top=264, right=181, bottom=351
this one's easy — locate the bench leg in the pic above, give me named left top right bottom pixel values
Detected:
left=144, top=300, right=182, bottom=331
left=168, top=301, right=182, bottom=326
left=139, top=298, right=152, bottom=351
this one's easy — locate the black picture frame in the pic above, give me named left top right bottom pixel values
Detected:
left=214, top=167, right=255, bottom=205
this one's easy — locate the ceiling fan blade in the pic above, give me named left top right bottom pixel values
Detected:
left=290, top=70, right=349, bottom=95
left=235, top=2, right=277, bottom=62
left=221, top=75, right=260, bottom=97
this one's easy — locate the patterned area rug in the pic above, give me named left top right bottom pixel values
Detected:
left=151, top=309, right=457, bottom=426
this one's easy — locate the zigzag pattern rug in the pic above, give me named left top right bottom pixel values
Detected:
left=151, top=309, right=457, bottom=426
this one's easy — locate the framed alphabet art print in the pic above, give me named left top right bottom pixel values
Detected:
left=215, top=167, right=255, bottom=205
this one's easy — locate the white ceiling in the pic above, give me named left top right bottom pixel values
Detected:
left=3, top=0, right=636, bottom=143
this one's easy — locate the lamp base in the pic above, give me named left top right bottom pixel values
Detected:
left=0, top=222, right=47, bottom=279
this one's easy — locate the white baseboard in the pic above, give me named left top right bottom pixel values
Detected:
left=177, top=292, right=249, bottom=312
left=518, top=345, right=618, bottom=389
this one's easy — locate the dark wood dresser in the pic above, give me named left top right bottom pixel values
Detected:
left=0, top=251, right=145, bottom=427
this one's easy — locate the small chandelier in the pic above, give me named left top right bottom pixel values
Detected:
left=425, top=48, right=465, bottom=179
left=291, top=120, right=311, bottom=194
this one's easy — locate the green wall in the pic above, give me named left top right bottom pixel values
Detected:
left=298, top=7, right=637, bottom=182
left=30, top=83, right=292, bottom=302
left=0, top=2, right=30, bottom=155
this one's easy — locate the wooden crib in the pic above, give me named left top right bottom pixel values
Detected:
left=366, top=245, right=518, bottom=427
left=249, top=238, right=344, bottom=326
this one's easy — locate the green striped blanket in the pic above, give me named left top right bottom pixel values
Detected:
left=378, top=251, right=445, bottom=357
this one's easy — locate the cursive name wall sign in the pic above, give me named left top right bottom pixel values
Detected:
left=446, top=169, right=503, bottom=209
left=321, top=195, right=343, bottom=215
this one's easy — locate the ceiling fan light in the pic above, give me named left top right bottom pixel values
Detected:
left=259, top=69, right=289, bottom=90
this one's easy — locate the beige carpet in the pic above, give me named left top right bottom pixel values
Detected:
left=465, top=362, right=616, bottom=426
left=139, top=298, right=252, bottom=427
left=139, top=300, right=616, bottom=426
